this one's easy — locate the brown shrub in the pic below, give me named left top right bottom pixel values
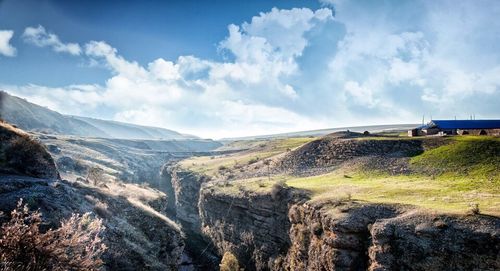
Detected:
left=0, top=199, right=106, bottom=271
left=219, top=252, right=241, bottom=271
left=271, top=180, right=289, bottom=201
left=86, top=166, right=105, bottom=186
left=468, top=203, right=480, bottom=215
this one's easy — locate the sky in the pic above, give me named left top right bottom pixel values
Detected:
left=0, top=0, right=499, bottom=138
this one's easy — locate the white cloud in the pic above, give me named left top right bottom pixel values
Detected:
left=344, top=81, right=376, bottom=107
left=4, top=2, right=500, bottom=137
left=22, top=25, right=81, bottom=55
left=0, top=30, right=16, bottom=57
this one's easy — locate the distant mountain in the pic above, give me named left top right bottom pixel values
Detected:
left=0, top=91, right=197, bottom=140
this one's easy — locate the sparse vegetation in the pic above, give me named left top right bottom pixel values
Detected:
left=247, top=157, right=259, bottom=165
left=0, top=122, right=58, bottom=178
left=468, top=202, right=480, bottom=215
left=86, top=166, right=106, bottom=186
left=179, top=137, right=316, bottom=175
left=219, top=252, right=241, bottom=271
left=0, top=199, right=106, bottom=271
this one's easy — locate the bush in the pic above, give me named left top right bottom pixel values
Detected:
left=86, top=166, right=105, bottom=186
left=247, top=157, right=259, bottom=165
left=271, top=180, right=289, bottom=201
left=219, top=252, right=240, bottom=271
left=0, top=199, right=107, bottom=271
left=468, top=203, right=480, bottom=215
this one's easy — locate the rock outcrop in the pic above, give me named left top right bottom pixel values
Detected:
left=198, top=185, right=301, bottom=271
left=0, top=121, right=59, bottom=179
left=369, top=212, right=500, bottom=271
left=165, top=166, right=220, bottom=269
left=169, top=167, right=211, bottom=230
left=278, top=138, right=424, bottom=174
left=282, top=201, right=404, bottom=271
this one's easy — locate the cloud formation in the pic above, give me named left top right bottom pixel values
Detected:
left=0, top=30, right=16, bottom=57
left=6, top=1, right=500, bottom=138
left=22, top=25, right=81, bottom=55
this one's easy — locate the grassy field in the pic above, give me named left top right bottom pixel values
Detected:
left=410, top=136, right=499, bottom=179
left=294, top=136, right=499, bottom=216
left=198, top=135, right=500, bottom=216
left=287, top=171, right=499, bottom=216
left=179, top=137, right=316, bottom=175
left=209, top=169, right=499, bottom=216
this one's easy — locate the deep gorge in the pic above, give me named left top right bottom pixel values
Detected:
left=164, top=166, right=500, bottom=271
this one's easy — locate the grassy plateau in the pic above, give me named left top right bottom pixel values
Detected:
left=182, top=135, right=500, bottom=216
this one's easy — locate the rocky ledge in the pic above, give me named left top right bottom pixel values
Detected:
left=182, top=169, right=500, bottom=271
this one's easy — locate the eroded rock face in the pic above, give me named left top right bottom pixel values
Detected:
left=160, top=164, right=177, bottom=214
left=281, top=201, right=403, bottom=271
left=170, top=167, right=211, bottom=230
left=165, top=166, right=221, bottom=269
left=192, top=178, right=500, bottom=271
left=198, top=186, right=299, bottom=271
left=369, top=212, right=500, bottom=271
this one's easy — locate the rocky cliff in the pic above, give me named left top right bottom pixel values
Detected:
left=164, top=166, right=221, bottom=269
left=198, top=187, right=499, bottom=271
left=198, top=185, right=299, bottom=270
left=0, top=122, right=185, bottom=270
left=153, top=134, right=500, bottom=270
left=165, top=164, right=499, bottom=271
left=369, top=212, right=500, bottom=271
left=169, top=166, right=211, bottom=230
left=282, top=201, right=403, bottom=270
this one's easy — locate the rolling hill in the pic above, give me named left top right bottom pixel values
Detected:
left=0, top=91, right=196, bottom=140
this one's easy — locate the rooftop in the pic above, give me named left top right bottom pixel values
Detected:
left=424, top=119, right=500, bottom=130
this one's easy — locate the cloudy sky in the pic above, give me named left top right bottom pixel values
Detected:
left=0, top=0, right=499, bottom=138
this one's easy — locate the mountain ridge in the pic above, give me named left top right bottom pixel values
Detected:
left=0, top=91, right=197, bottom=140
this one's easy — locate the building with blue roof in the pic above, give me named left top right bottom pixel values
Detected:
left=408, top=119, right=500, bottom=137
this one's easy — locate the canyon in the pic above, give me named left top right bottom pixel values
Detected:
left=164, top=163, right=499, bottom=270
left=1, top=106, right=498, bottom=270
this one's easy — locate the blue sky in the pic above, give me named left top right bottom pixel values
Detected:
left=0, top=0, right=499, bottom=138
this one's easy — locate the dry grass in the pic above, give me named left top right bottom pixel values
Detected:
left=179, top=137, right=315, bottom=176
left=0, top=199, right=106, bottom=271
left=0, top=121, right=58, bottom=178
